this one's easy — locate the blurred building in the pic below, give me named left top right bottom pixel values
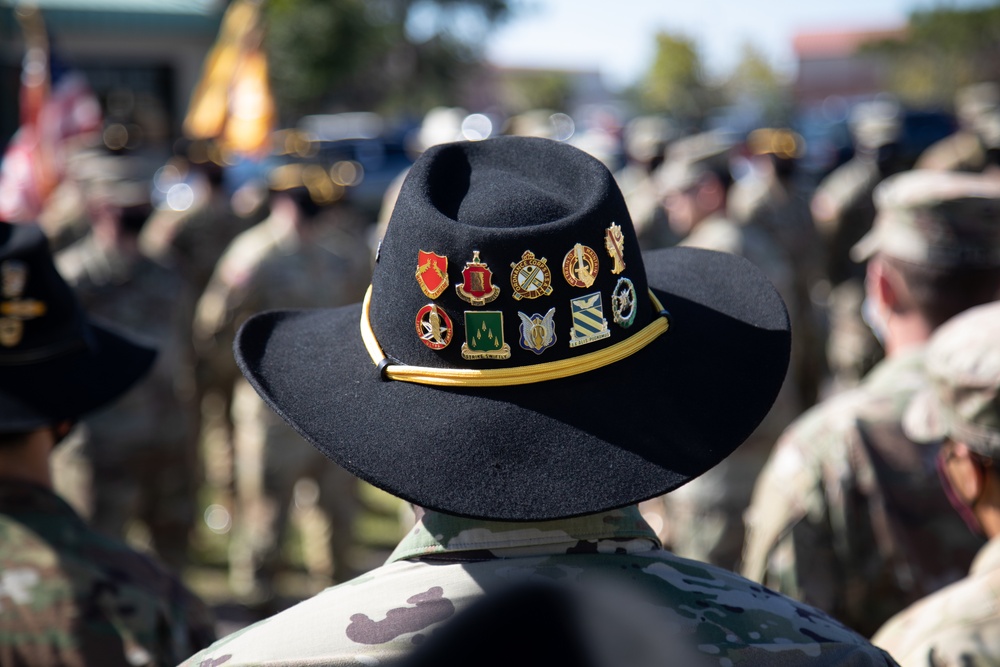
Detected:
left=793, top=27, right=905, bottom=108
left=0, top=0, right=223, bottom=149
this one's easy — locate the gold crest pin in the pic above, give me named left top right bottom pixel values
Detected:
left=562, top=243, right=599, bottom=288
left=0, top=260, right=46, bottom=348
left=510, top=250, right=553, bottom=301
left=605, top=222, right=626, bottom=275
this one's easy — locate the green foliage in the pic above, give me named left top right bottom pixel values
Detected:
left=263, top=0, right=512, bottom=122
left=862, top=2, right=1000, bottom=106
left=721, top=42, right=791, bottom=124
left=636, top=31, right=718, bottom=121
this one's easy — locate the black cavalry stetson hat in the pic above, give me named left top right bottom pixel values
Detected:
left=235, top=136, right=790, bottom=521
left=0, top=222, right=156, bottom=431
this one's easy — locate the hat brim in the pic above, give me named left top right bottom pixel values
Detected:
left=234, top=246, right=790, bottom=521
left=902, top=387, right=948, bottom=445
left=0, top=320, right=156, bottom=431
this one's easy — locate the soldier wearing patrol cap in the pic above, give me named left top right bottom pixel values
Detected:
left=873, top=300, right=1000, bottom=662
left=916, top=82, right=1000, bottom=173
left=52, top=155, right=198, bottom=569
left=194, top=151, right=371, bottom=600
left=0, top=221, right=215, bottom=665
left=653, top=130, right=802, bottom=570
left=183, top=135, right=895, bottom=665
left=813, top=98, right=907, bottom=393
left=743, top=170, right=1000, bottom=637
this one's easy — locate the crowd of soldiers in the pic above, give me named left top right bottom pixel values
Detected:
left=1, top=79, right=1000, bottom=665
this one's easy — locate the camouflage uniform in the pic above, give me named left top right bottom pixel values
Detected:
left=52, top=232, right=197, bottom=568
left=744, top=171, right=1000, bottom=638
left=741, top=350, right=983, bottom=637
left=180, top=506, right=897, bottom=666
left=653, top=213, right=801, bottom=570
left=872, top=301, right=1000, bottom=664
left=193, top=203, right=370, bottom=595
left=0, top=479, right=214, bottom=666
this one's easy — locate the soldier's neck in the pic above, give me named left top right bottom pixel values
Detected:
left=884, top=312, right=933, bottom=358
left=0, top=428, right=54, bottom=489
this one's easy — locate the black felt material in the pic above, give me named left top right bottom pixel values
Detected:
left=0, top=223, right=156, bottom=430
left=234, top=137, right=790, bottom=520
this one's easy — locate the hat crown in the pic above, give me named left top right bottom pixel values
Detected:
left=370, top=137, right=651, bottom=370
left=0, top=223, right=89, bottom=365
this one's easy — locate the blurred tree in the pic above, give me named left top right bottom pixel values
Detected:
left=721, top=42, right=790, bottom=124
left=634, top=31, right=715, bottom=121
left=862, top=3, right=1000, bottom=106
left=264, top=0, right=512, bottom=122
left=499, top=70, right=572, bottom=113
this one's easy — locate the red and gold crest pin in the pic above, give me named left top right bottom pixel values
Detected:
left=605, top=222, right=626, bottom=275
left=415, top=303, right=453, bottom=350
left=415, top=250, right=449, bottom=299
left=562, top=243, right=599, bottom=288
left=456, top=251, right=500, bottom=306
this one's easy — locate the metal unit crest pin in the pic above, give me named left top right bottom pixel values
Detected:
left=461, top=310, right=511, bottom=360
left=562, top=243, right=599, bottom=288
left=509, top=250, right=553, bottom=301
left=517, top=308, right=557, bottom=355
left=0, top=260, right=46, bottom=348
left=456, top=250, right=500, bottom=305
left=415, top=303, right=453, bottom=350
left=569, top=292, right=610, bottom=348
left=611, top=277, right=637, bottom=328
left=415, top=250, right=449, bottom=299
left=604, top=222, right=626, bottom=275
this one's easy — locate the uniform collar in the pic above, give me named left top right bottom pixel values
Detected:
left=387, top=506, right=660, bottom=563
left=970, top=534, right=1000, bottom=577
left=0, top=478, right=79, bottom=517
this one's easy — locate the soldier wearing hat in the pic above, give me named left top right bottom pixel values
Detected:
left=743, top=170, right=1000, bottom=637
left=194, top=151, right=371, bottom=599
left=872, top=300, right=1000, bottom=662
left=653, top=130, right=802, bottom=570
left=0, top=222, right=215, bottom=665
left=183, top=136, right=894, bottom=665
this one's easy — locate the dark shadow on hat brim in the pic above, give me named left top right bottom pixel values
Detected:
left=234, top=247, right=790, bottom=521
left=0, top=321, right=156, bottom=432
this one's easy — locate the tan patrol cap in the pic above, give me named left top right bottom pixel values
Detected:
left=904, top=301, right=1000, bottom=457
left=656, top=131, right=732, bottom=195
left=850, top=170, right=1000, bottom=266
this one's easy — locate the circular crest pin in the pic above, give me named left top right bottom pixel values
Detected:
left=510, top=250, right=553, bottom=301
left=562, top=243, right=599, bottom=288
left=415, top=303, right=454, bottom=350
left=611, top=277, right=637, bottom=328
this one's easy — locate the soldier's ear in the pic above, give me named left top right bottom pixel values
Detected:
left=866, top=256, right=899, bottom=313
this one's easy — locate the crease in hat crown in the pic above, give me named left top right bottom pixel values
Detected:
left=850, top=170, right=1000, bottom=266
left=362, top=136, right=671, bottom=387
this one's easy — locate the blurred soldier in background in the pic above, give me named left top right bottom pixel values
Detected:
left=872, top=300, right=1000, bottom=663
left=194, top=152, right=371, bottom=601
left=916, top=82, right=1000, bottom=173
left=614, top=115, right=676, bottom=250
left=812, top=99, right=907, bottom=393
left=0, top=221, right=215, bottom=665
left=51, top=152, right=198, bottom=570
left=730, top=128, right=826, bottom=408
left=651, top=131, right=801, bottom=570
left=743, top=170, right=1000, bottom=637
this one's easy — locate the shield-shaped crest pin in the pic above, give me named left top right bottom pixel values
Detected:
left=456, top=251, right=500, bottom=306
left=415, top=251, right=449, bottom=299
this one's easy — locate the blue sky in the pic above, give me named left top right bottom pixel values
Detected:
left=483, top=0, right=995, bottom=89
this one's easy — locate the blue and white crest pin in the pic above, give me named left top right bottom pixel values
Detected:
left=517, top=308, right=557, bottom=355
left=569, top=292, right=610, bottom=348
